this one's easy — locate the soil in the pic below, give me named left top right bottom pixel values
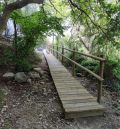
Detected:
left=0, top=52, right=120, bottom=129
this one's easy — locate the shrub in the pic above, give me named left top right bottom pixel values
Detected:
left=15, top=58, right=32, bottom=72
left=104, top=55, right=120, bottom=92
left=0, top=45, right=13, bottom=66
left=75, top=58, right=99, bottom=75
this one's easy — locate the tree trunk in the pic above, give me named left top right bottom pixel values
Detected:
left=13, top=20, right=18, bottom=70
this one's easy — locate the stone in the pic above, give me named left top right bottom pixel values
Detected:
left=115, top=110, right=120, bottom=116
left=43, top=88, right=47, bottom=95
left=76, top=73, right=83, bottom=77
left=28, top=72, right=40, bottom=79
left=112, top=102, right=119, bottom=108
left=3, top=72, right=15, bottom=80
left=15, top=72, right=28, bottom=83
left=40, top=81, right=44, bottom=85
left=27, top=78, right=32, bottom=84
left=33, top=67, right=44, bottom=76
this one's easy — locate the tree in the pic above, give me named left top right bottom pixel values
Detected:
left=0, top=0, right=44, bottom=34
left=10, top=9, right=63, bottom=71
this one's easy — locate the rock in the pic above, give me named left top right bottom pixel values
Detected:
left=115, top=110, right=120, bottom=116
left=33, top=67, right=44, bottom=76
left=40, top=81, right=44, bottom=85
left=1, top=105, right=8, bottom=113
left=15, top=72, right=28, bottom=83
left=112, top=102, right=119, bottom=108
left=28, top=72, right=40, bottom=79
left=76, top=73, right=83, bottom=77
left=43, top=88, right=47, bottom=95
left=27, top=78, right=32, bottom=84
left=3, top=72, right=15, bottom=80
left=117, top=99, right=120, bottom=104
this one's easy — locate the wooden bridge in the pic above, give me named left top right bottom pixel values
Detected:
left=43, top=47, right=105, bottom=119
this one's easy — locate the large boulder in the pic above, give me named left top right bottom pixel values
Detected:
left=3, top=72, right=15, bottom=80
left=15, top=72, right=28, bottom=83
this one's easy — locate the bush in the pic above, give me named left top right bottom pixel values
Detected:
left=0, top=41, right=34, bottom=72
left=113, top=80, right=120, bottom=92
left=29, top=52, right=42, bottom=65
left=0, top=45, right=13, bottom=65
left=63, top=52, right=73, bottom=67
left=75, top=58, right=99, bottom=74
left=104, top=55, right=120, bottom=92
left=15, top=58, right=32, bottom=72
left=64, top=52, right=85, bottom=67
left=81, top=59, right=99, bottom=72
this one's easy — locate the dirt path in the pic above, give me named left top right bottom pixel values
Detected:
left=0, top=52, right=120, bottom=129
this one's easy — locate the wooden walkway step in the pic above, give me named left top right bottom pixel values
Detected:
left=43, top=50, right=105, bottom=119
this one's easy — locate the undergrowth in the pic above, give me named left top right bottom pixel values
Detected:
left=64, top=52, right=120, bottom=92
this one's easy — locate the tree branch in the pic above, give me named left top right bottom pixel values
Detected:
left=68, top=0, right=106, bottom=35
left=0, top=0, right=44, bottom=34
left=49, top=0, right=65, bottom=17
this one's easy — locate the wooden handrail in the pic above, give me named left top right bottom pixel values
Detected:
left=50, top=46, right=105, bottom=103
left=55, top=46, right=105, bottom=62
left=50, top=48, right=104, bottom=81
left=64, top=48, right=105, bottom=62
left=48, top=45, right=105, bottom=103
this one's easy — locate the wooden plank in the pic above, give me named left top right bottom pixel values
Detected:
left=43, top=50, right=104, bottom=119
left=59, top=90, right=89, bottom=94
left=63, top=102, right=99, bottom=109
left=59, top=93, right=93, bottom=98
left=58, top=89, right=88, bottom=93
left=55, top=85, right=82, bottom=88
left=62, top=98, right=97, bottom=104
left=52, top=79, right=74, bottom=81
left=60, top=95, right=94, bottom=101
left=65, top=110, right=104, bottom=119
left=65, top=104, right=104, bottom=112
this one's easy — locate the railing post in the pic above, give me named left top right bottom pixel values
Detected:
left=57, top=45, right=59, bottom=59
left=72, top=47, right=76, bottom=76
left=62, top=46, right=64, bottom=63
left=97, top=59, right=105, bottom=103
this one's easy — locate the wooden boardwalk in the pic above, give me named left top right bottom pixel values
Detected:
left=43, top=50, right=104, bottom=119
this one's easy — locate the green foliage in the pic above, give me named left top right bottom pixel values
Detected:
left=81, top=59, right=99, bottom=73
left=113, top=81, right=120, bottom=92
left=15, top=58, right=32, bottom=72
left=63, top=51, right=99, bottom=74
left=0, top=2, right=5, bottom=13
left=105, top=55, right=120, bottom=80
left=0, top=45, right=13, bottom=66
left=29, top=52, right=42, bottom=64
left=11, top=9, right=64, bottom=38
left=10, top=8, right=64, bottom=71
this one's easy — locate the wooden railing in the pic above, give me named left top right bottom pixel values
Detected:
left=48, top=45, right=105, bottom=103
